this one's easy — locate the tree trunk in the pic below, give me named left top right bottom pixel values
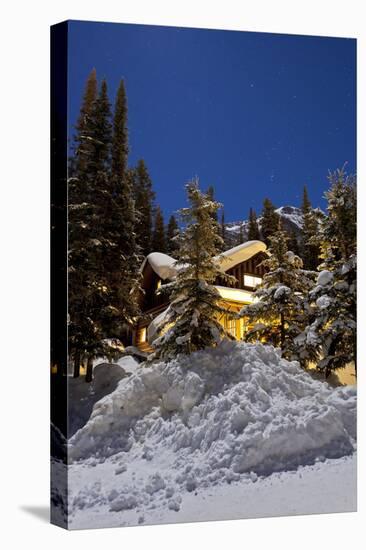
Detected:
left=73, top=351, right=81, bottom=378
left=325, top=337, right=339, bottom=378
left=85, top=355, right=93, bottom=383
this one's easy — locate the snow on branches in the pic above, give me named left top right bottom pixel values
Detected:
left=240, top=224, right=315, bottom=360
left=152, top=179, right=235, bottom=361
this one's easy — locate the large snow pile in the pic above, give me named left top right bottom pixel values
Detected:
left=68, top=361, right=133, bottom=437
left=69, top=341, right=356, bottom=476
left=66, top=341, right=356, bottom=527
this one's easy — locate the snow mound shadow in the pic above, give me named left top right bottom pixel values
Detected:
left=69, top=341, right=356, bottom=479
left=68, top=362, right=130, bottom=437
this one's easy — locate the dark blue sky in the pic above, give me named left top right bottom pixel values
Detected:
left=67, top=20, right=356, bottom=222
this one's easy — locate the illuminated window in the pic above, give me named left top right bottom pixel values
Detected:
left=243, top=274, right=262, bottom=288
left=227, top=318, right=237, bottom=337
left=139, top=327, right=147, bottom=343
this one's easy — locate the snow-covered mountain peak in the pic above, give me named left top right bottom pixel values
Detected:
left=224, top=204, right=304, bottom=246
left=275, top=205, right=303, bottom=230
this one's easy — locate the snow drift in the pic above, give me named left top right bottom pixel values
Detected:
left=69, top=341, right=356, bottom=479
left=68, top=362, right=130, bottom=437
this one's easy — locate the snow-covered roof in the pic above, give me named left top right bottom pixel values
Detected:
left=216, top=240, right=267, bottom=271
left=142, top=241, right=267, bottom=280
left=141, top=252, right=178, bottom=280
left=214, top=285, right=255, bottom=304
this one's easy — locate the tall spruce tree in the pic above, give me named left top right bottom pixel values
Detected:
left=261, top=198, right=280, bottom=245
left=68, top=70, right=100, bottom=378
left=220, top=210, right=227, bottom=250
left=88, top=79, right=112, bottom=176
left=112, top=79, right=128, bottom=177
left=240, top=224, right=315, bottom=359
left=69, top=68, right=97, bottom=177
left=152, top=206, right=166, bottom=252
left=300, top=185, right=320, bottom=270
left=108, top=79, right=141, bottom=339
left=237, top=222, right=245, bottom=245
left=69, top=76, right=115, bottom=381
left=247, top=208, right=260, bottom=240
left=206, top=185, right=218, bottom=221
left=133, top=159, right=155, bottom=257
left=166, top=214, right=180, bottom=255
left=296, top=168, right=356, bottom=377
left=153, top=179, right=234, bottom=360
left=287, top=229, right=300, bottom=256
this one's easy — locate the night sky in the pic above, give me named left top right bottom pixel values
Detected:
left=67, top=20, right=356, bottom=222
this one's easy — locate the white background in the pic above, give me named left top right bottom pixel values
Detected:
left=0, top=0, right=364, bottom=548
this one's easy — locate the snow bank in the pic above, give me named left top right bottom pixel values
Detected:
left=68, top=362, right=131, bottom=437
left=116, top=354, right=141, bottom=373
left=68, top=453, right=356, bottom=528
left=69, top=341, right=356, bottom=478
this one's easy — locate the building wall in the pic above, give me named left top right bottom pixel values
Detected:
left=219, top=251, right=267, bottom=290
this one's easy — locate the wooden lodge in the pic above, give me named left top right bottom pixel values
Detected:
left=133, top=241, right=268, bottom=350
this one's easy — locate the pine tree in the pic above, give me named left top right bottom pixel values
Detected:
left=133, top=159, right=155, bottom=257
left=69, top=75, right=142, bottom=381
left=261, top=198, right=280, bottom=245
left=88, top=79, right=112, bottom=176
left=166, top=214, right=180, bottom=255
left=68, top=76, right=114, bottom=381
left=152, top=179, right=235, bottom=360
left=240, top=224, right=315, bottom=359
left=108, top=79, right=141, bottom=339
left=69, top=68, right=97, bottom=177
left=296, top=168, right=356, bottom=377
left=220, top=210, right=227, bottom=250
left=302, top=184, right=311, bottom=212
left=300, top=185, right=320, bottom=270
left=206, top=185, right=218, bottom=221
left=112, top=79, right=128, bottom=177
left=237, top=222, right=245, bottom=245
left=152, top=206, right=166, bottom=252
left=287, top=229, right=300, bottom=256
left=247, top=208, right=260, bottom=241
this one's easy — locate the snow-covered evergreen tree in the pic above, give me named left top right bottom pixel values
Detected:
left=133, top=159, right=155, bottom=257
left=152, top=206, right=166, bottom=252
left=220, top=210, right=227, bottom=250
left=261, top=198, right=280, bottom=245
left=109, top=79, right=141, bottom=336
left=206, top=185, right=218, bottom=222
left=166, top=214, right=180, bottom=255
left=68, top=77, right=115, bottom=380
left=300, top=185, right=321, bottom=270
left=240, top=224, right=315, bottom=360
left=237, top=222, right=245, bottom=245
left=153, top=179, right=234, bottom=360
left=69, top=75, right=141, bottom=381
left=295, top=168, right=356, bottom=377
left=247, top=208, right=260, bottom=240
left=287, top=229, right=300, bottom=256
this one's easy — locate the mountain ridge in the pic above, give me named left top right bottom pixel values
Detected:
left=224, top=205, right=323, bottom=246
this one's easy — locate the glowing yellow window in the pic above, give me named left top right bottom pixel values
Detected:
left=243, top=274, right=262, bottom=289
left=139, top=327, right=147, bottom=343
left=227, top=318, right=237, bottom=338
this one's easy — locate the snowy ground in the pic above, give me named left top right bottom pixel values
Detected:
left=66, top=454, right=356, bottom=529
left=58, top=341, right=356, bottom=529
